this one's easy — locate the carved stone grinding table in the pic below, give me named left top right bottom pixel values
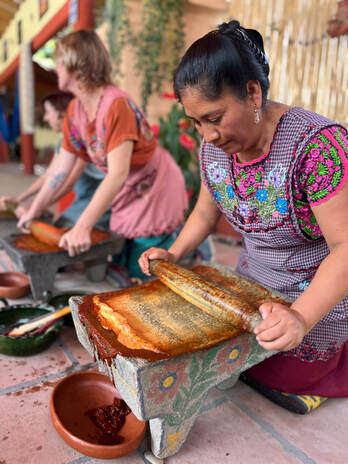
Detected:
left=69, top=267, right=284, bottom=459
left=0, top=233, right=125, bottom=300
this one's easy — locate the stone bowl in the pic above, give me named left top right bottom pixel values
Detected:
left=50, top=371, right=147, bottom=459
left=0, top=272, right=30, bottom=299
left=0, top=299, right=62, bottom=356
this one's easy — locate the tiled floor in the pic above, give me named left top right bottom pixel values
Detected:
left=1, top=162, right=348, bottom=464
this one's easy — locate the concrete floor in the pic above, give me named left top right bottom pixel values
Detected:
left=0, top=162, right=347, bottom=464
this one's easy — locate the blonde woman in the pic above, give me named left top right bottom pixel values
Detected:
left=18, top=30, right=187, bottom=278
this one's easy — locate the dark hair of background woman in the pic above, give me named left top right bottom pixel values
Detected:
left=41, top=92, right=74, bottom=116
left=174, top=20, right=270, bottom=106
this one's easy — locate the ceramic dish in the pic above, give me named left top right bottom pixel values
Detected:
left=0, top=298, right=62, bottom=356
left=0, top=272, right=30, bottom=299
left=50, top=371, right=147, bottom=459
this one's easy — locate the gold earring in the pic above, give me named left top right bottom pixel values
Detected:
left=254, top=108, right=260, bottom=124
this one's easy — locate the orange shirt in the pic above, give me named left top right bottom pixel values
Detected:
left=62, top=97, right=157, bottom=167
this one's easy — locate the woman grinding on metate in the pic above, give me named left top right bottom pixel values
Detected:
left=17, top=30, right=188, bottom=279
left=139, top=20, right=348, bottom=414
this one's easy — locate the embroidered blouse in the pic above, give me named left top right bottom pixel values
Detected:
left=223, top=124, right=348, bottom=239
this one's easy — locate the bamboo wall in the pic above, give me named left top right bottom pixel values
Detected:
left=228, top=0, right=347, bottom=125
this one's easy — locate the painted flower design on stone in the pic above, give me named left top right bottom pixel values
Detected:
left=275, top=198, right=288, bottom=214
left=256, top=189, right=268, bottom=202
left=217, top=336, right=251, bottom=375
left=299, top=281, right=310, bottom=291
left=226, top=185, right=235, bottom=199
left=147, top=361, right=189, bottom=404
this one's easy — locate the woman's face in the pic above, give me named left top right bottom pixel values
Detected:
left=55, top=60, right=73, bottom=92
left=43, top=101, right=63, bottom=132
left=181, top=87, right=257, bottom=155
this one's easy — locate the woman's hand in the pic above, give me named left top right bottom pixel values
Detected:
left=59, top=225, right=92, bottom=257
left=0, top=196, right=17, bottom=211
left=17, top=208, right=41, bottom=232
left=138, top=247, right=176, bottom=276
left=254, top=302, right=307, bottom=352
left=14, top=204, right=29, bottom=219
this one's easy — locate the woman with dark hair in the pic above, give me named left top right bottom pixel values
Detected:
left=17, top=30, right=188, bottom=278
left=139, top=20, right=348, bottom=413
left=0, top=91, right=110, bottom=229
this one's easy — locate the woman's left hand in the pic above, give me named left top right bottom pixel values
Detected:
left=254, top=302, right=307, bottom=352
left=59, top=225, right=92, bottom=257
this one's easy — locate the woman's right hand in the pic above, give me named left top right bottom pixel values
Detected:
left=17, top=208, right=40, bottom=233
left=138, top=248, right=176, bottom=276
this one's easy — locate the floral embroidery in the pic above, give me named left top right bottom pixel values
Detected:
left=282, top=340, right=340, bottom=362
left=207, top=162, right=226, bottom=184
left=255, top=189, right=268, bottom=202
left=69, top=126, right=85, bottom=151
left=127, top=98, right=154, bottom=142
left=207, top=162, right=289, bottom=225
left=234, top=164, right=263, bottom=196
left=299, top=280, right=310, bottom=291
left=275, top=198, right=288, bottom=213
left=293, top=126, right=348, bottom=239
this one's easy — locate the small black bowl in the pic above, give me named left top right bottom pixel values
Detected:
left=0, top=297, right=62, bottom=356
left=44, top=290, right=91, bottom=326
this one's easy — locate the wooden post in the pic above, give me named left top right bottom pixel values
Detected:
left=73, top=0, right=95, bottom=31
left=0, top=132, right=9, bottom=162
left=20, top=133, right=35, bottom=174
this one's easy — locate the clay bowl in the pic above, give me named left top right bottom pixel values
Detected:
left=0, top=272, right=30, bottom=299
left=50, top=371, right=147, bottom=459
left=0, top=298, right=62, bottom=356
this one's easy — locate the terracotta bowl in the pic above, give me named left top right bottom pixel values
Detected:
left=0, top=272, right=30, bottom=299
left=50, top=371, right=147, bottom=459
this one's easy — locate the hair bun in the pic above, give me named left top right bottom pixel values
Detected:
left=218, top=20, right=240, bottom=35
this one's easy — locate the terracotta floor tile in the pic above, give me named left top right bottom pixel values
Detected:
left=58, top=326, right=96, bottom=366
left=0, top=380, right=82, bottom=464
left=167, top=385, right=300, bottom=464
left=234, top=385, right=348, bottom=464
left=0, top=342, right=71, bottom=389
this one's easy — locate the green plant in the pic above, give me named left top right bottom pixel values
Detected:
left=105, top=0, right=187, bottom=112
left=155, top=95, right=201, bottom=214
left=105, top=0, right=131, bottom=82
left=134, top=0, right=186, bottom=112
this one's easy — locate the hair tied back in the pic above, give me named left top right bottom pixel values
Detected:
left=218, top=20, right=241, bottom=36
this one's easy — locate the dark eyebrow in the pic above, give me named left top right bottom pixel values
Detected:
left=186, top=111, right=221, bottom=121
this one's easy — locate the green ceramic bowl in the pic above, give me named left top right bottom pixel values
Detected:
left=0, top=297, right=63, bottom=356
left=44, top=290, right=91, bottom=326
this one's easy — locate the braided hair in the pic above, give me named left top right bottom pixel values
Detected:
left=174, top=20, right=270, bottom=105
